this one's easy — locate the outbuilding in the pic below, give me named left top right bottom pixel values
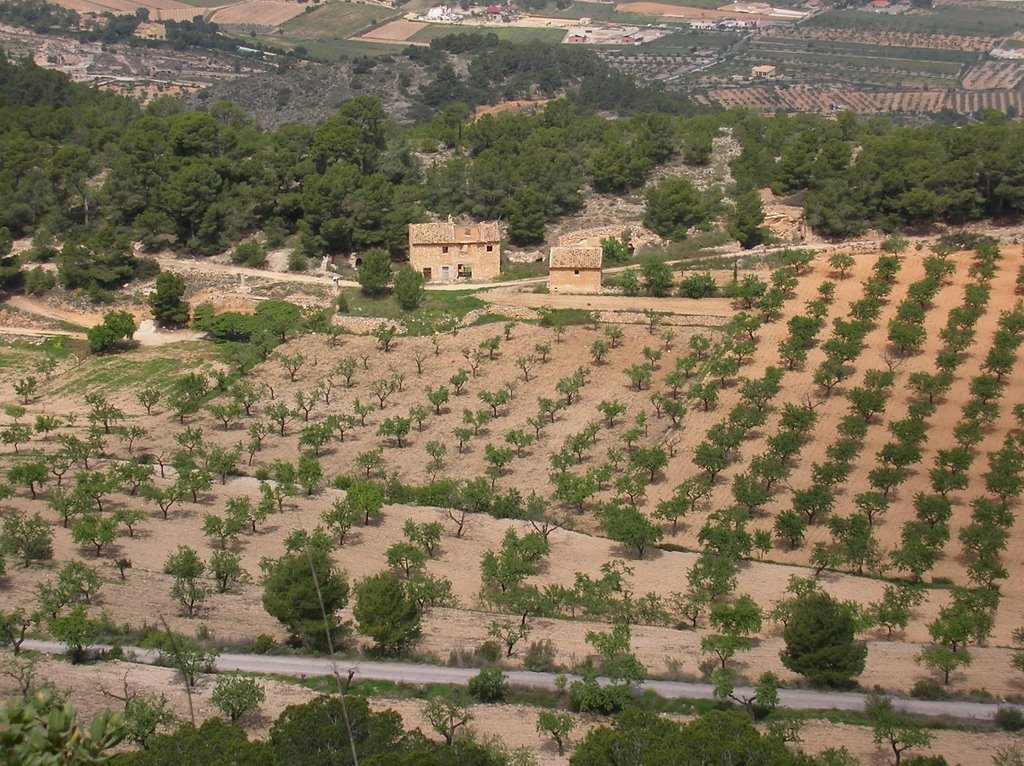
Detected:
left=548, top=246, right=602, bottom=294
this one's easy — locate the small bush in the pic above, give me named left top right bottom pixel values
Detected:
left=570, top=677, right=630, bottom=715
left=468, top=666, right=507, bottom=703
left=336, top=292, right=350, bottom=313
left=86, top=284, right=116, bottom=303
left=910, top=678, right=946, bottom=701
left=678, top=272, right=718, bottom=299
left=287, top=250, right=309, bottom=272
left=331, top=475, right=354, bottom=491
left=903, top=757, right=948, bottom=766
left=475, top=640, right=502, bottom=664
left=252, top=634, right=277, bottom=654
left=24, top=267, right=56, bottom=296
left=523, top=639, right=557, bottom=672
left=996, top=707, right=1024, bottom=732
left=230, top=241, right=267, bottom=268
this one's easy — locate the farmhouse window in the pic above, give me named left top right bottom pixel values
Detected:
left=458, top=263, right=472, bottom=279
left=574, top=269, right=580, bottom=275
left=442, top=246, right=449, bottom=254
left=486, top=245, right=494, bottom=252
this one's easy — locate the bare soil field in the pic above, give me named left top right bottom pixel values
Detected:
left=360, top=18, right=427, bottom=41
left=615, top=1, right=774, bottom=19
left=479, top=289, right=735, bottom=322
left=474, top=99, right=553, bottom=121
left=46, top=0, right=198, bottom=13
left=210, top=0, right=309, bottom=26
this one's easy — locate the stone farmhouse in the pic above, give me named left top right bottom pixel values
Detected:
left=548, top=246, right=602, bottom=294
left=408, top=220, right=501, bottom=283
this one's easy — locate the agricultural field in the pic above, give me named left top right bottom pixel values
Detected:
left=644, top=0, right=1024, bottom=116
left=804, top=5, right=1024, bottom=38
left=5, top=236, right=1024, bottom=761
left=703, top=83, right=1024, bottom=117
left=537, top=0, right=617, bottom=20
left=961, top=61, right=1024, bottom=91
left=279, top=1, right=401, bottom=40
left=208, top=0, right=310, bottom=26
left=405, top=23, right=568, bottom=45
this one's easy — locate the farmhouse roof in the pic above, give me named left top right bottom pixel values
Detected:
left=549, top=246, right=602, bottom=269
left=409, top=221, right=500, bottom=245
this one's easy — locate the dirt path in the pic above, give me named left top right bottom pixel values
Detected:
left=20, top=639, right=1017, bottom=722
left=4, top=295, right=105, bottom=328
left=1, top=300, right=200, bottom=347
left=152, top=256, right=357, bottom=287
left=478, top=288, right=736, bottom=318
left=0, top=326, right=86, bottom=340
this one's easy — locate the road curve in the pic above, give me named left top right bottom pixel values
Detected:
left=18, top=640, right=1014, bottom=722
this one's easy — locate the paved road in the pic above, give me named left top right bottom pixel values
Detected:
left=19, top=639, right=1013, bottom=722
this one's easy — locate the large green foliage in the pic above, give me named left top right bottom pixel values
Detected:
left=268, top=695, right=406, bottom=765
left=87, top=310, right=137, bottom=354
left=780, top=591, right=867, bottom=688
left=353, top=571, right=422, bottom=654
left=357, top=248, right=393, bottom=297
left=149, top=272, right=190, bottom=328
left=2, top=688, right=124, bottom=766
left=570, top=709, right=810, bottom=766
left=111, top=717, right=262, bottom=766
left=261, top=549, right=349, bottom=651
left=644, top=178, right=717, bottom=241
left=114, top=695, right=514, bottom=766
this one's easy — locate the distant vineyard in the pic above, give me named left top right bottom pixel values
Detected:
left=705, top=84, right=1024, bottom=115
left=764, top=26, right=1000, bottom=53
left=961, top=61, right=1024, bottom=91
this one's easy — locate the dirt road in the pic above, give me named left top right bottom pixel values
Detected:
left=153, top=256, right=359, bottom=287
left=478, top=288, right=736, bottom=318
left=4, top=295, right=105, bottom=328
left=20, top=639, right=1015, bottom=722
left=0, top=326, right=86, bottom=340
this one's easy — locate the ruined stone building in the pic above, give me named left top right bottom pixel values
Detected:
left=408, top=220, right=501, bottom=283
left=548, top=246, right=602, bottom=294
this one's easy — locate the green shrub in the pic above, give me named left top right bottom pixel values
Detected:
left=909, top=678, right=945, bottom=701
left=468, top=666, right=507, bottom=703
left=252, top=634, right=277, bottom=654
left=475, top=641, right=502, bottom=664
left=995, top=707, right=1024, bottom=732
left=523, top=639, right=558, bottom=672
left=287, top=250, right=309, bottom=272
left=24, top=266, right=56, bottom=296
left=678, top=272, right=718, bottom=299
left=230, top=241, right=267, bottom=268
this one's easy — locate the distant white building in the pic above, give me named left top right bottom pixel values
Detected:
left=422, top=5, right=461, bottom=21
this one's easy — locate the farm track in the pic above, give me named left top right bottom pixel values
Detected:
left=18, top=639, right=1022, bottom=722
